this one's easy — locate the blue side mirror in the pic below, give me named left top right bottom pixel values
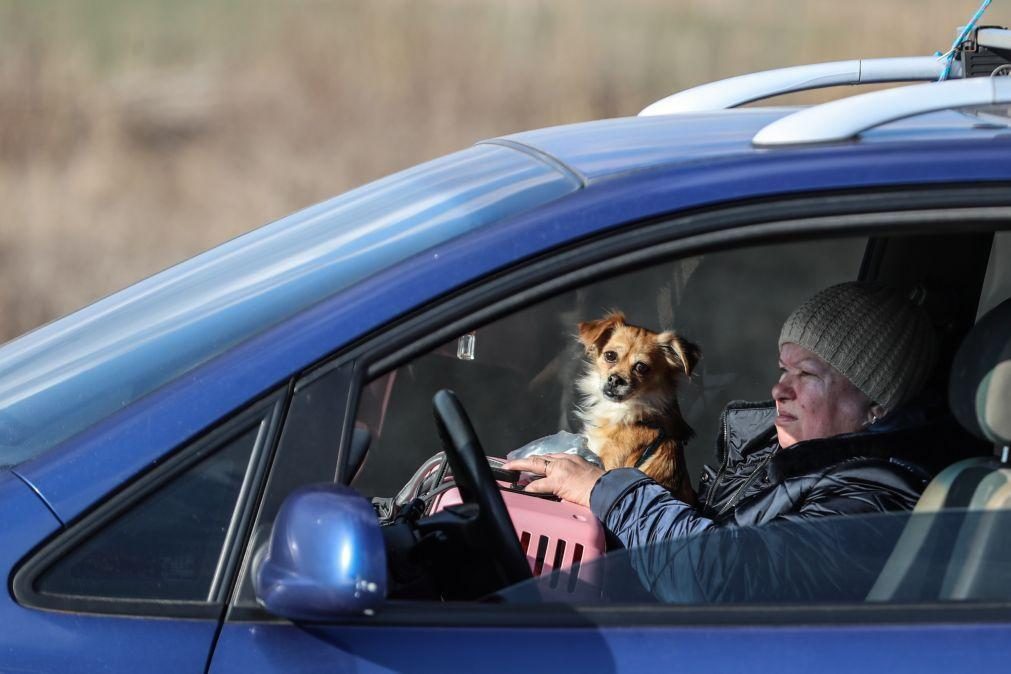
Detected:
left=253, top=483, right=387, bottom=620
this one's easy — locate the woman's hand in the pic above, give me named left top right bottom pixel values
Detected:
left=502, top=453, right=604, bottom=507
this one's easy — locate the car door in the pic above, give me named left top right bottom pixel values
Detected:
left=209, top=194, right=1011, bottom=674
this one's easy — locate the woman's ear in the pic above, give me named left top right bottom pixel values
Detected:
left=577, top=311, right=625, bottom=357
left=659, top=332, right=701, bottom=377
left=867, top=403, right=887, bottom=426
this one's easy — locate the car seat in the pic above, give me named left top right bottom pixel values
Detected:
left=868, top=296, right=1011, bottom=601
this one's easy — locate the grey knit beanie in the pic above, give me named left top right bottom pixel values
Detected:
left=779, top=282, right=937, bottom=414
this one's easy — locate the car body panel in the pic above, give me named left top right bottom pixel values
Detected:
left=15, top=138, right=1011, bottom=524
left=209, top=620, right=1011, bottom=674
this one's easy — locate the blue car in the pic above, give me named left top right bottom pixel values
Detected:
left=4, top=39, right=1011, bottom=672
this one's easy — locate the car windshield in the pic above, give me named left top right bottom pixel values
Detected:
left=493, top=508, right=1011, bottom=605
left=0, top=144, right=579, bottom=468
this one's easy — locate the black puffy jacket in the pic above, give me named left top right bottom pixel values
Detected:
left=588, top=401, right=984, bottom=603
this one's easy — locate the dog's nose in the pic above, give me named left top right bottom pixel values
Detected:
left=607, top=373, right=627, bottom=388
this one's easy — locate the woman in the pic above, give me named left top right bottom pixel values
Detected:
left=504, top=282, right=976, bottom=602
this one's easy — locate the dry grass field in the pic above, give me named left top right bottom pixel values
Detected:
left=0, top=0, right=996, bottom=341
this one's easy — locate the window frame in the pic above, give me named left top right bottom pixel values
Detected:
left=12, top=387, right=289, bottom=619
left=228, top=360, right=358, bottom=613
left=228, top=185, right=1011, bottom=627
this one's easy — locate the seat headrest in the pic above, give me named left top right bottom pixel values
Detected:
left=949, top=297, right=1011, bottom=446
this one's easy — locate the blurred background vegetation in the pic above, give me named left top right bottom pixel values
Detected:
left=0, top=0, right=997, bottom=341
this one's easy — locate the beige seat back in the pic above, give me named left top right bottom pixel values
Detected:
left=867, top=297, right=1011, bottom=602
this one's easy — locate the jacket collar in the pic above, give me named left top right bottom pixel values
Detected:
left=721, top=400, right=988, bottom=481
left=717, top=401, right=777, bottom=464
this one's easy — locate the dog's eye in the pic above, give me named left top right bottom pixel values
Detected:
left=603, top=351, right=618, bottom=363
left=634, top=362, right=650, bottom=375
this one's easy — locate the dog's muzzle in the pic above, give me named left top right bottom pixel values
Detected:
left=603, top=374, right=631, bottom=401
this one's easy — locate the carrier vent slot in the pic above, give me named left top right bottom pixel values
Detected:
left=533, top=535, right=549, bottom=576
left=567, top=544, right=585, bottom=593
left=519, top=531, right=531, bottom=554
left=549, top=540, right=567, bottom=589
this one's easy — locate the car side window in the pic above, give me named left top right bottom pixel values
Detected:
left=18, top=393, right=284, bottom=613
left=35, top=429, right=256, bottom=602
left=342, top=227, right=1011, bottom=612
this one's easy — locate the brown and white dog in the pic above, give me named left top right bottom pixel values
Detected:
left=576, top=311, right=700, bottom=505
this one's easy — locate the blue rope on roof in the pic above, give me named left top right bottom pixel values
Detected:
left=937, top=0, right=993, bottom=81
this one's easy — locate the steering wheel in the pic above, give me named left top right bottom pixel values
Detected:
left=432, top=389, right=532, bottom=589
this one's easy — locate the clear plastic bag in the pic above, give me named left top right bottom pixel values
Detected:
left=506, top=431, right=602, bottom=467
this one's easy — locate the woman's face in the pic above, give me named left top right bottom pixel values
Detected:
left=772, top=342, right=873, bottom=448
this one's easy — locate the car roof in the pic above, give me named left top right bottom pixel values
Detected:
left=503, top=108, right=1010, bottom=183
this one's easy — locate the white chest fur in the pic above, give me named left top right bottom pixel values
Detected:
left=576, top=370, right=659, bottom=456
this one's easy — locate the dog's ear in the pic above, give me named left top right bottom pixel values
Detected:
left=578, top=311, right=625, bottom=357
left=659, top=332, right=701, bottom=377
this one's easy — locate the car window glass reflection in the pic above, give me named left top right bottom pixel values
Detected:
left=494, top=509, right=1011, bottom=605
